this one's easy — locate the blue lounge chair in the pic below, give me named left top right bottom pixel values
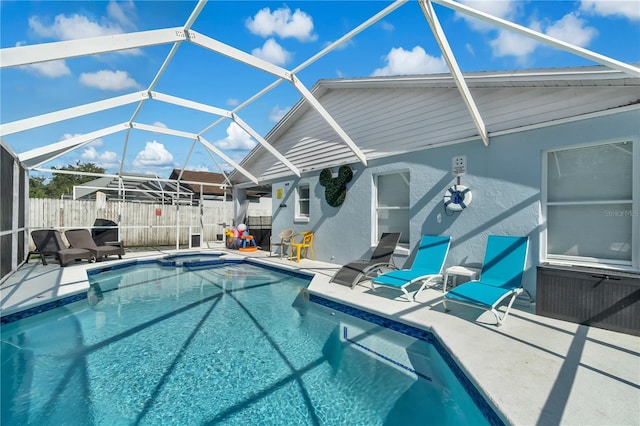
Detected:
left=370, top=235, right=451, bottom=301
left=443, top=235, right=530, bottom=326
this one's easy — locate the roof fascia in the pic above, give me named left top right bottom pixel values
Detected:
left=420, top=0, right=489, bottom=146
left=434, top=0, right=640, bottom=79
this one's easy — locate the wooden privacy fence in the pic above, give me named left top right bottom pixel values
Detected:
left=28, top=198, right=270, bottom=249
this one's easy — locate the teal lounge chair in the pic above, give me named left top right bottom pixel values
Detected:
left=370, top=235, right=451, bottom=301
left=443, top=235, right=530, bottom=326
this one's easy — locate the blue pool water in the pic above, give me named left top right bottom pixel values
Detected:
left=1, top=259, right=497, bottom=425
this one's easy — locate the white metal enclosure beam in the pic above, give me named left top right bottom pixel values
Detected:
left=0, top=28, right=186, bottom=68
left=130, top=122, right=197, bottom=139
left=419, top=0, right=489, bottom=146
left=150, top=92, right=232, bottom=118
left=18, top=123, right=129, bottom=167
left=0, top=91, right=149, bottom=136
left=433, top=0, right=640, bottom=79
left=291, top=75, right=369, bottom=165
left=197, top=1, right=407, bottom=157
left=128, top=122, right=260, bottom=184
left=232, top=114, right=301, bottom=177
left=187, top=30, right=292, bottom=81
left=198, top=136, right=260, bottom=185
left=125, top=1, right=207, bottom=179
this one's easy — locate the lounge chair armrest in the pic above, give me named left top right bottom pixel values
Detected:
left=363, top=263, right=398, bottom=278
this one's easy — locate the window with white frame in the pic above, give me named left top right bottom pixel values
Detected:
left=295, top=183, right=310, bottom=221
left=374, top=171, right=410, bottom=244
left=544, top=140, right=636, bottom=267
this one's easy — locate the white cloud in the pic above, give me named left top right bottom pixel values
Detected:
left=580, top=0, right=640, bottom=21
left=489, top=13, right=595, bottom=62
left=152, top=121, right=168, bottom=128
left=490, top=28, right=540, bottom=62
left=16, top=41, right=71, bottom=78
left=269, top=105, right=291, bottom=122
left=214, top=122, right=256, bottom=150
left=107, top=0, right=137, bottom=30
left=546, top=13, right=597, bottom=47
left=372, top=46, right=448, bottom=76
left=79, top=70, right=140, bottom=91
left=465, top=43, right=476, bottom=57
left=186, top=164, right=211, bottom=172
left=28, top=2, right=141, bottom=54
left=226, top=98, right=240, bottom=107
left=380, top=21, right=394, bottom=32
left=80, top=146, right=119, bottom=169
left=251, top=38, right=292, bottom=65
left=29, top=13, right=122, bottom=40
left=24, top=60, right=71, bottom=78
left=132, top=141, right=174, bottom=168
left=455, top=0, right=520, bottom=32
left=246, top=6, right=317, bottom=41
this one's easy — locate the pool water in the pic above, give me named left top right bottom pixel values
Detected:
left=1, top=261, right=494, bottom=425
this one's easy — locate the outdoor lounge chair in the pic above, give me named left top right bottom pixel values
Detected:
left=65, top=228, right=122, bottom=262
left=443, top=235, right=530, bottom=326
left=330, top=232, right=401, bottom=288
left=92, top=218, right=125, bottom=256
left=370, top=235, right=451, bottom=301
left=27, top=229, right=95, bottom=266
left=270, top=229, right=294, bottom=258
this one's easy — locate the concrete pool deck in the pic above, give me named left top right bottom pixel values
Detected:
left=2, top=246, right=639, bottom=426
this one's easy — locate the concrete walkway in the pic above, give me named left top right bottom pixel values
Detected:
left=2, top=247, right=639, bottom=425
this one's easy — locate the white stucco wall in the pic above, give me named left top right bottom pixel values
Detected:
left=270, top=109, right=639, bottom=297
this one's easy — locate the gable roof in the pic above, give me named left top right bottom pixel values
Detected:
left=230, top=65, right=640, bottom=185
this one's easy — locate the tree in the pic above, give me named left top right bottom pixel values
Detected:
left=31, top=162, right=106, bottom=199
left=29, top=175, right=49, bottom=198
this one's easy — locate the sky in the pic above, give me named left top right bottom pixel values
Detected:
left=1, top=0, right=639, bottom=180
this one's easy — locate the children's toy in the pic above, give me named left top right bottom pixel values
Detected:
left=237, top=224, right=259, bottom=252
left=224, top=224, right=259, bottom=252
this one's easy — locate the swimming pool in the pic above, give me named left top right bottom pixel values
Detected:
left=1, top=258, right=500, bottom=425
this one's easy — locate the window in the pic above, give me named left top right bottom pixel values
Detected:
left=544, top=141, right=636, bottom=267
left=295, top=183, right=310, bottom=221
left=374, top=171, right=410, bottom=244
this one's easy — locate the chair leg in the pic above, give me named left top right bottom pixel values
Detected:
left=494, top=293, right=519, bottom=326
left=401, top=287, right=413, bottom=302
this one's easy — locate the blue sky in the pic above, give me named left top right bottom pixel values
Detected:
left=1, top=0, right=639, bottom=179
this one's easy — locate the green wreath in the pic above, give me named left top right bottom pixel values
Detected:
left=319, top=166, right=353, bottom=207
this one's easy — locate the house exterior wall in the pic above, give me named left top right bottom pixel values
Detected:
left=270, top=108, right=639, bottom=298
